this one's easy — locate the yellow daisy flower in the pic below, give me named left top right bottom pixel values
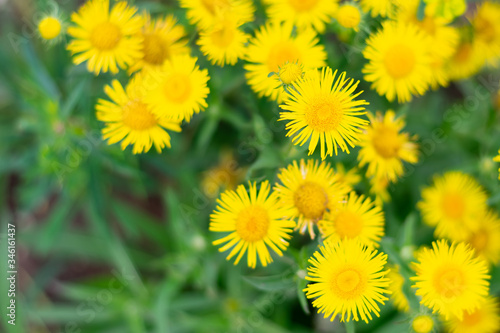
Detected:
left=95, top=75, right=181, bottom=154
left=446, top=32, right=485, bottom=81
left=279, top=67, right=369, bottom=159
left=412, top=314, right=434, bottom=333
left=197, top=16, right=250, bottom=66
left=335, top=3, right=363, bottom=31
left=144, top=55, right=210, bottom=123
left=201, top=150, right=245, bottom=198
left=362, top=21, right=433, bottom=103
left=411, top=240, right=490, bottom=321
left=304, top=238, right=391, bottom=323
left=358, top=110, right=419, bottom=183
left=333, top=163, right=361, bottom=192
left=494, top=149, right=500, bottom=180
left=444, top=296, right=500, bottom=333
left=274, top=159, right=348, bottom=239
left=179, top=0, right=255, bottom=31
left=128, top=13, right=189, bottom=74
left=387, top=265, right=410, bottom=312
left=38, top=16, right=63, bottom=41
left=369, top=175, right=391, bottom=206
left=464, top=209, right=500, bottom=265
left=359, top=0, right=396, bottom=18
left=264, top=0, right=338, bottom=33
left=67, top=0, right=143, bottom=75
left=319, top=192, right=385, bottom=249
left=470, top=1, right=500, bottom=67
left=418, top=171, right=488, bottom=240
left=424, top=0, right=467, bottom=22
left=244, top=21, right=327, bottom=102
left=209, top=181, right=295, bottom=268
left=274, top=61, right=305, bottom=87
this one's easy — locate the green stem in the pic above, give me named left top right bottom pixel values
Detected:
left=345, top=321, right=355, bottom=333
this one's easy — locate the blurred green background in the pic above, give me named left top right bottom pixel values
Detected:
left=1, top=0, right=500, bottom=332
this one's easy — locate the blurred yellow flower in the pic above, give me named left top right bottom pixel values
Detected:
left=369, top=175, right=391, bottom=206
left=387, top=265, right=410, bottom=312
left=38, top=16, right=63, bottom=40
left=275, top=61, right=304, bottom=86
left=444, top=296, right=500, bottom=333
left=494, top=149, right=500, bottom=180
left=67, top=0, right=143, bottom=75
left=446, top=31, right=485, bottom=81
left=470, top=1, right=500, bottom=67
left=411, top=240, right=490, bottom=320
left=411, top=314, right=434, bottom=333
left=359, top=0, right=395, bottom=18
left=424, top=0, right=466, bottom=22
left=333, top=163, right=361, bottom=192
left=335, top=3, right=362, bottom=31
left=358, top=110, right=419, bottom=183
left=210, top=181, right=295, bottom=268
left=95, top=75, right=181, bottom=154
left=279, top=67, right=369, bottom=159
left=274, top=159, right=348, bottom=239
left=464, top=209, right=500, bottom=265
left=304, top=238, right=391, bottom=323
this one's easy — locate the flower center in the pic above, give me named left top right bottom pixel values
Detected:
left=143, top=33, right=169, bottom=65
left=412, top=315, right=434, bottom=333
left=288, top=0, right=319, bottom=11
left=332, top=268, right=366, bottom=299
left=305, top=94, right=343, bottom=132
left=90, top=22, right=122, bottom=50
left=434, top=267, right=465, bottom=301
left=162, top=73, right=192, bottom=104
left=38, top=17, right=62, bottom=40
left=384, top=44, right=416, bottom=79
left=235, top=205, right=270, bottom=242
left=468, top=229, right=489, bottom=252
left=334, top=210, right=363, bottom=239
left=417, top=16, right=437, bottom=36
left=201, top=0, right=230, bottom=15
left=461, top=308, right=482, bottom=327
left=293, top=181, right=328, bottom=220
left=372, top=127, right=402, bottom=159
left=267, top=42, right=301, bottom=73
left=441, top=193, right=465, bottom=220
left=210, top=22, right=235, bottom=48
left=122, top=100, right=158, bottom=131
left=475, top=17, right=495, bottom=43
left=337, top=5, right=361, bottom=29
left=453, top=43, right=472, bottom=64
left=277, top=62, right=304, bottom=85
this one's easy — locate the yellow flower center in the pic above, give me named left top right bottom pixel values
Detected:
left=468, top=229, right=489, bottom=252
left=277, top=62, right=304, bottom=85
left=294, top=181, right=328, bottom=219
left=267, top=42, right=301, bottom=73
left=201, top=0, right=230, bottom=15
left=332, top=267, right=366, bottom=299
left=372, top=127, right=402, bottom=159
left=384, top=44, right=416, bottom=79
left=461, top=308, right=482, bottom=327
left=305, top=94, right=343, bottom=132
left=434, top=267, right=465, bottom=301
left=163, top=73, right=192, bottom=104
left=90, top=21, right=122, bottom=50
left=38, top=17, right=62, bottom=40
left=122, top=100, right=158, bottom=131
left=334, top=210, right=363, bottom=238
left=441, top=193, right=465, bottom=220
left=336, top=5, right=361, bottom=29
left=475, top=17, right=495, bottom=43
left=412, top=315, right=434, bottom=333
left=210, top=22, right=235, bottom=48
left=235, top=205, right=270, bottom=242
left=417, top=16, right=437, bottom=36
left=143, top=33, right=168, bottom=65
left=288, top=0, right=319, bottom=11
left=453, top=43, right=472, bottom=64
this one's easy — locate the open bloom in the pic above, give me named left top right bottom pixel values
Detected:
left=444, top=296, right=500, bottom=333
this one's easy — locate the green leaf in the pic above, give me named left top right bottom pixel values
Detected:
left=242, top=271, right=295, bottom=291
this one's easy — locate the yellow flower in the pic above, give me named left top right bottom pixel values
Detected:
left=95, top=75, right=181, bottom=154
left=470, top=1, right=500, bottom=67
left=244, top=22, right=327, bottom=102
left=444, top=296, right=500, bottom=333
left=319, top=192, right=384, bottom=249
left=333, top=163, right=361, bottom=192
left=128, top=13, right=189, bottom=74
left=418, top=171, right=488, bottom=240
left=464, top=209, right=500, bottom=265
left=304, top=238, right=391, bottom=323
left=411, top=240, right=490, bottom=320
left=38, top=16, right=63, bottom=40
left=494, top=149, right=500, bottom=180
left=359, top=0, right=396, bottom=18
left=179, top=0, right=255, bottom=31
left=144, top=55, right=210, bottom=123
left=412, top=314, right=434, bottom=333
left=279, top=67, right=369, bottom=159
left=335, top=3, right=362, bottom=31
left=369, top=175, right=391, bottom=206
left=197, top=16, right=249, bottom=66
left=424, top=0, right=467, bottom=22
left=362, top=21, right=433, bottom=103
left=67, top=0, right=143, bottom=75
left=275, top=61, right=305, bottom=86
left=209, top=181, right=295, bottom=268
left=446, top=31, right=485, bottom=81
left=387, top=265, right=410, bottom=312
left=264, top=0, right=338, bottom=33
left=358, top=110, right=419, bottom=183
left=201, top=151, right=245, bottom=198
left=274, top=159, right=349, bottom=239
